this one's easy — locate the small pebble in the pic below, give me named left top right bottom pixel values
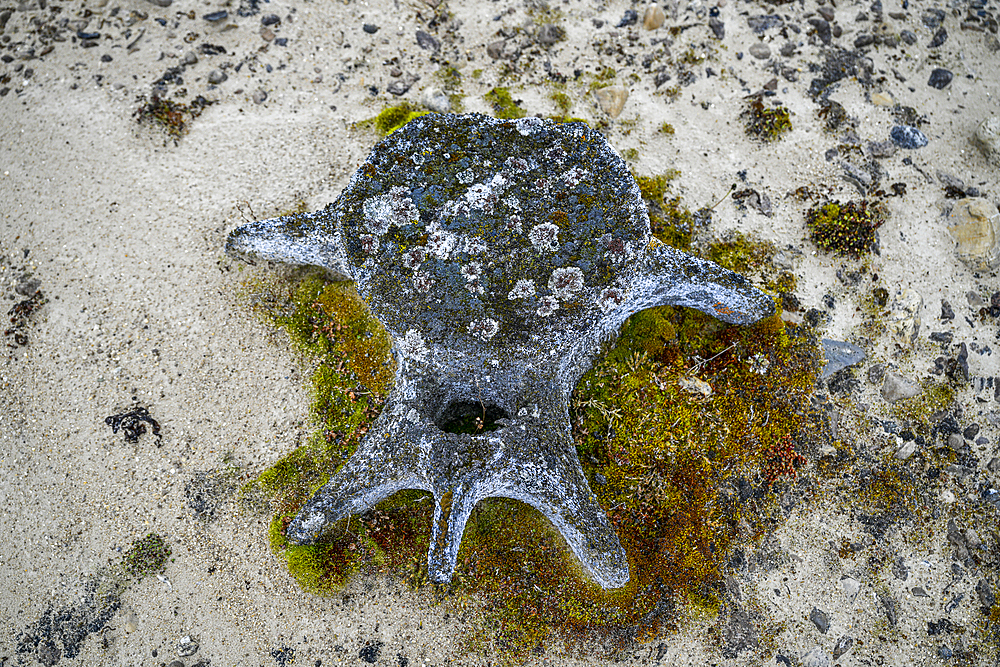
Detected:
left=890, top=125, right=928, bottom=149
left=882, top=372, right=920, bottom=402
left=749, top=43, right=771, bottom=59
left=972, top=116, right=1000, bottom=167
left=252, top=89, right=267, bottom=104
left=854, top=33, right=874, bottom=47
left=207, top=69, right=227, bottom=84
left=261, top=14, right=280, bottom=26
left=274, top=38, right=288, bottom=46
left=78, top=31, right=100, bottom=40
left=940, top=300, right=955, bottom=320
left=895, top=441, right=917, bottom=460
left=616, top=9, right=638, bottom=27
left=593, top=86, right=628, bottom=118
left=709, top=17, right=725, bottom=39
left=643, top=4, right=665, bottom=30
left=363, top=23, right=379, bottom=34
left=929, top=27, right=948, bottom=48
left=415, top=30, right=439, bottom=51
left=203, top=10, right=228, bottom=22
left=809, top=607, right=830, bottom=633
left=145, top=0, right=172, bottom=6
left=927, top=68, right=953, bottom=89
left=832, top=636, right=853, bottom=659
left=912, top=586, right=930, bottom=597
left=900, top=29, right=917, bottom=44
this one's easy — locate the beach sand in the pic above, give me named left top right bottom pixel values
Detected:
left=2, top=0, right=999, bottom=664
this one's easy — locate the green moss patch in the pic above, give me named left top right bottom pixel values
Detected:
left=741, top=97, right=792, bottom=142
left=361, top=102, right=431, bottom=136
left=806, top=199, right=887, bottom=257
left=485, top=87, right=527, bottom=119
left=243, top=229, right=821, bottom=664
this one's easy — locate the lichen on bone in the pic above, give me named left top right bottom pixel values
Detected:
left=226, top=113, right=775, bottom=589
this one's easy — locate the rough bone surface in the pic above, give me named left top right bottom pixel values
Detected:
left=227, top=113, right=775, bottom=589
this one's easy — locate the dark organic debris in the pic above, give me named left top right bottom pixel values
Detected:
left=5, top=288, right=47, bottom=347
left=15, top=575, right=123, bottom=665
left=105, top=406, right=162, bottom=444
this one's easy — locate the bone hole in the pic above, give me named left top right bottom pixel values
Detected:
left=434, top=400, right=508, bottom=435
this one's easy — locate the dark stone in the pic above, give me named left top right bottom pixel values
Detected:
left=891, top=556, right=909, bottom=581
left=363, top=23, right=379, bottom=34
left=928, top=618, right=957, bottom=635
left=879, top=594, right=898, bottom=626
left=922, top=9, right=946, bottom=29
left=929, top=332, right=953, bottom=344
left=940, top=300, right=954, bottom=320
left=977, top=579, right=996, bottom=609
left=359, top=641, right=382, bottom=664
left=415, top=30, right=439, bottom=51
left=929, top=27, right=947, bottom=47
left=900, top=30, right=917, bottom=45
left=274, top=38, right=287, bottom=46
left=928, top=68, right=953, bottom=89
left=890, top=125, right=928, bottom=149
left=748, top=15, right=783, bottom=33
left=77, top=31, right=100, bottom=40
left=821, top=339, right=866, bottom=379
left=709, top=17, right=725, bottom=39
left=854, top=33, right=875, bottom=47
left=808, top=18, right=831, bottom=44
left=386, top=74, right=418, bottom=96
left=261, top=14, right=280, bottom=26
left=203, top=10, right=228, bottom=22
left=963, top=424, right=979, bottom=440
left=809, top=607, right=830, bottom=633
left=616, top=9, right=637, bottom=28
left=832, top=636, right=854, bottom=659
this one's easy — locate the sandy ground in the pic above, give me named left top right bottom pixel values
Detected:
left=1, top=0, right=999, bottom=665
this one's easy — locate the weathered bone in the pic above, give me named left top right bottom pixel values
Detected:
left=227, top=113, right=774, bottom=589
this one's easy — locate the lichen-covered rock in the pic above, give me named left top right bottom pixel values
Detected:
left=227, top=113, right=774, bottom=589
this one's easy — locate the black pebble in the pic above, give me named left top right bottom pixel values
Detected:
left=203, top=10, right=228, bottom=22
left=928, top=68, right=953, bottom=89
left=890, top=125, right=928, bottom=149
left=929, top=332, right=953, bottom=344
left=929, top=27, right=947, bottom=47
left=941, top=299, right=954, bottom=320
left=964, top=424, right=980, bottom=440
left=261, top=13, right=280, bottom=25
left=77, top=31, right=100, bottom=39
left=101, top=54, right=113, bottom=62
left=363, top=23, right=379, bottom=34
left=854, top=33, right=875, bottom=48
left=900, top=30, right=917, bottom=45
left=274, top=38, right=288, bottom=46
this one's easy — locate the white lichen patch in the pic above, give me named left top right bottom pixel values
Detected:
left=412, top=271, right=435, bottom=293
left=457, top=168, right=476, bottom=184
left=360, top=234, right=378, bottom=255
left=403, top=247, right=426, bottom=270
left=461, top=262, right=485, bottom=294
left=536, top=295, right=558, bottom=317
left=529, top=223, right=559, bottom=252
left=463, top=237, right=488, bottom=255
left=469, top=317, right=499, bottom=341
left=549, top=267, right=585, bottom=300
left=363, top=186, right=418, bottom=236
left=398, top=328, right=429, bottom=362
left=508, top=279, right=536, bottom=300
left=427, top=223, right=457, bottom=260
left=598, top=287, right=626, bottom=312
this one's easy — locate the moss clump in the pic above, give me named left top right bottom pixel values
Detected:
left=890, top=380, right=955, bottom=423
left=121, top=533, right=171, bottom=579
left=706, top=232, right=797, bottom=294
left=133, top=95, right=214, bottom=141
left=245, top=246, right=821, bottom=663
left=806, top=199, right=887, bottom=257
left=485, top=87, right=527, bottom=119
left=659, top=122, right=675, bottom=135
left=635, top=172, right=691, bottom=250
left=741, top=97, right=792, bottom=141
left=362, top=102, right=430, bottom=136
